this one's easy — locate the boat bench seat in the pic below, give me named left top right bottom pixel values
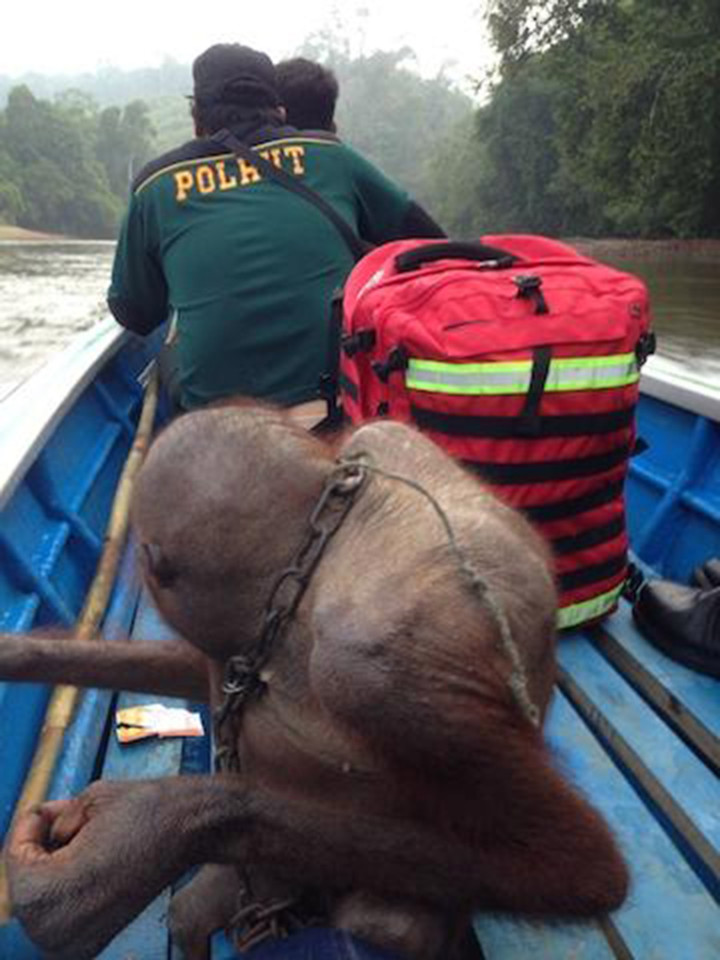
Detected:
left=92, top=574, right=719, bottom=960
left=475, top=599, right=720, bottom=959
left=96, top=583, right=211, bottom=960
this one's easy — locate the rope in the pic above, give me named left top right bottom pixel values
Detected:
left=338, top=454, right=541, bottom=728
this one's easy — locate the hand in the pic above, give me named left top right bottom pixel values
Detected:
left=5, top=780, right=188, bottom=960
left=9, top=780, right=120, bottom=864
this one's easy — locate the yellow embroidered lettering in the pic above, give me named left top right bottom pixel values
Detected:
left=174, top=170, right=194, bottom=202
left=196, top=165, right=217, bottom=194
left=283, top=145, right=306, bottom=175
left=237, top=157, right=262, bottom=185
left=216, top=160, right=238, bottom=190
left=259, top=148, right=283, bottom=169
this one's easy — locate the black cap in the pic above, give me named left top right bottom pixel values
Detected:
left=192, top=43, right=280, bottom=108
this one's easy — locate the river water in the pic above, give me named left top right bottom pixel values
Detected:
left=0, top=241, right=115, bottom=400
left=0, top=238, right=718, bottom=401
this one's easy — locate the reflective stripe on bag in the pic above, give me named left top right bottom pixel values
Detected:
left=406, top=353, right=640, bottom=395
left=557, top=582, right=625, bottom=630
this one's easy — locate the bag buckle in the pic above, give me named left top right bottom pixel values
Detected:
left=372, top=346, right=408, bottom=383
left=513, top=274, right=549, bottom=315
left=342, top=329, right=376, bottom=357
left=635, top=331, right=656, bottom=366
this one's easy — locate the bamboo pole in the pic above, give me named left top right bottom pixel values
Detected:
left=0, top=368, right=159, bottom=922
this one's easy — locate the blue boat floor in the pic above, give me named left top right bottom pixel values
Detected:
left=91, top=561, right=718, bottom=960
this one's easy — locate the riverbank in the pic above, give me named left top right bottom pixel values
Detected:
left=0, top=225, right=70, bottom=242
left=571, top=237, right=720, bottom=263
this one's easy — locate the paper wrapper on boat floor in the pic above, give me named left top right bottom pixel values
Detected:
left=115, top=703, right=205, bottom=743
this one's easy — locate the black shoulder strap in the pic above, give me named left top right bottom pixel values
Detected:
left=212, top=128, right=366, bottom=263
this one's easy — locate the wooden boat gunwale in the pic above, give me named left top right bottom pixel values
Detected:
left=641, top=355, right=720, bottom=421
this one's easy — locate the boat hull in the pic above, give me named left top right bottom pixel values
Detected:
left=0, top=336, right=717, bottom=959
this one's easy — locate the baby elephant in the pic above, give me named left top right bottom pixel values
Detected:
left=4, top=403, right=629, bottom=959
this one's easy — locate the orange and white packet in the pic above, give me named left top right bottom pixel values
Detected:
left=116, top=703, right=204, bottom=744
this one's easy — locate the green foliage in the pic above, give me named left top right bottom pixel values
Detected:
left=3, top=9, right=718, bottom=240
left=445, top=0, right=720, bottom=238
left=423, top=118, right=487, bottom=239
left=96, top=100, right=156, bottom=194
left=335, top=52, right=473, bottom=208
left=0, top=49, right=472, bottom=234
left=0, top=118, right=24, bottom=223
left=0, top=85, right=155, bottom=237
left=0, top=159, right=24, bottom=223
left=292, top=38, right=475, bottom=214
left=146, top=95, right=193, bottom=155
left=487, top=0, right=601, bottom=68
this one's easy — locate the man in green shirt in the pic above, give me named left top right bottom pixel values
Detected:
left=108, top=43, right=444, bottom=412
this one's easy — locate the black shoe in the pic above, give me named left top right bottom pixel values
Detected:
left=632, top=580, right=720, bottom=678
left=690, top=557, right=720, bottom=591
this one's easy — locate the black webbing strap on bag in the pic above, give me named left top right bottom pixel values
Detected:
left=314, top=288, right=346, bottom=433
left=394, top=241, right=518, bottom=273
left=212, top=128, right=367, bottom=262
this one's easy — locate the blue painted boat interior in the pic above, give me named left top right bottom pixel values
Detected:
left=0, top=341, right=717, bottom=959
left=629, top=392, right=720, bottom=580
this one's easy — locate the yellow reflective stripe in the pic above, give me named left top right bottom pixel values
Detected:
left=545, top=354, right=639, bottom=392
left=407, top=365, right=532, bottom=396
left=552, top=354, right=635, bottom=369
left=411, top=359, right=533, bottom=374
left=557, top=583, right=625, bottom=630
left=406, top=353, right=639, bottom=396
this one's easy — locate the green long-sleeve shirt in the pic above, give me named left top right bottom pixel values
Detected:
left=108, top=125, right=441, bottom=409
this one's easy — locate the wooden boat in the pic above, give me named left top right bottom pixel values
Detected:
left=0, top=320, right=717, bottom=959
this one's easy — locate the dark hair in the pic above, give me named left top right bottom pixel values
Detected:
left=192, top=101, right=283, bottom=137
left=276, top=58, right=339, bottom=131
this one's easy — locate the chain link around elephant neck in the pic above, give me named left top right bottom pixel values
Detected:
left=214, top=446, right=541, bottom=950
left=213, top=456, right=369, bottom=774
left=213, top=446, right=540, bottom=780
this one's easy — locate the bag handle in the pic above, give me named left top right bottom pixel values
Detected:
left=395, top=241, right=518, bottom=273
left=212, top=128, right=367, bottom=263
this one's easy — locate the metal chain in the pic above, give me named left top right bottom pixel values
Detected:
left=214, top=445, right=540, bottom=777
left=229, top=892, right=302, bottom=953
left=213, top=446, right=540, bottom=949
left=213, top=457, right=368, bottom=773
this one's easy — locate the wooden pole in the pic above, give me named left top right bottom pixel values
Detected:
left=0, top=368, right=159, bottom=922
left=0, top=634, right=208, bottom=702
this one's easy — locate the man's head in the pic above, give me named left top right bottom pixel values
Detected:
left=191, top=43, right=283, bottom=136
left=276, top=57, right=339, bottom=132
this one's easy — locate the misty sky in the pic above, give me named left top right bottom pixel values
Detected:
left=2, top=1, right=492, bottom=91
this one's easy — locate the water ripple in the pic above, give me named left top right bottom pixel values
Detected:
left=0, top=241, right=115, bottom=399
left=0, top=239, right=718, bottom=401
